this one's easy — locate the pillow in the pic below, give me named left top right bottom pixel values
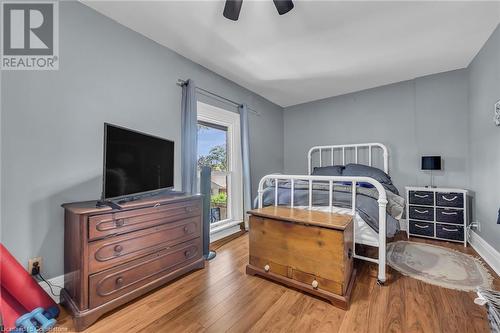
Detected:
left=342, top=163, right=392, bottom=184
left=383, top=183, right=399, bottom=195
left=336, top=181, right=399, bottom=195
left=358, top=182, right=375, bottom=189
left=336, top=181, right=375, bottom=188
left=312, top=165, right=344, bottom=176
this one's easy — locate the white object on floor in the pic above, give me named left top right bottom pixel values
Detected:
left=475, top=287, right=500, bottom=332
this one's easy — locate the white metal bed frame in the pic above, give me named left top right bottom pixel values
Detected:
left=257, top=143, right=390, bottom=283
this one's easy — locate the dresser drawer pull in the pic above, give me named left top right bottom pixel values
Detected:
left=184, top=250, right=191, bottom=258
left=442, top=195, right=458, bottom=202
left=154, top=202, right=161, bottom=208
left=185, top=206, right=194, bottom=213
left=114, top=245, right=123, bottom=253
left=442, top=227, right=459, bottom=232
left=442, top=211, right=458, bottom=216
left=414, top=194, right=429, bottom=198
left=264, top=264, right=270, bottom=272
left=414, top=209, right=429, bottom=214
left=183, top=226, right=189, bottom=233
left=114, top=219, right=125, bottom=227
left=115, top=277, right=124, bottom=287
left=414, top=224, right=430, bottom=229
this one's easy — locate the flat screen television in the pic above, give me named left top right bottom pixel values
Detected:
left=102, top=123, right=174, bottom=200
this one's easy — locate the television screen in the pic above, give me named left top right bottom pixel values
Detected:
left=421, top=156, right=441, bottom=171
left=103, top=124, right=174, bottom=199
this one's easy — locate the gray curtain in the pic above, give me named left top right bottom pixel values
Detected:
left=239, top=104, right=251, bottom=229
left=181, top=79, right=198, bottom=194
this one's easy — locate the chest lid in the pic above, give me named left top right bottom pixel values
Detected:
left=248, top=206, right=352, bottom=231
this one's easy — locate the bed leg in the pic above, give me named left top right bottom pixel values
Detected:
left=377, top=259, right=386, bottom=284
left=377, top=198, right=388, bottom=286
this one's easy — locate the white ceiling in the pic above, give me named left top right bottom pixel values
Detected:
left=83, top=1, right=500, bottom=107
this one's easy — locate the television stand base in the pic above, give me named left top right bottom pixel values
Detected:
left=95, top=200, right=123, bottom=210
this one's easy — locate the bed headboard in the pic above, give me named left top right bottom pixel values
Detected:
left=307, top=143, right=389, bottom=175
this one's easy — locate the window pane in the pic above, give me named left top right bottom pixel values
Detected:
left=210, top=173, right=228, bottom=222
left=197, top=122, right=229, bottom=223
left=197, top=123, right=227, bottom=172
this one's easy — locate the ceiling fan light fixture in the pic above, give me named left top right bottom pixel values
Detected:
left=273, top=0, right=294, bottom=15
left=223, top=0, right=243, bottom=21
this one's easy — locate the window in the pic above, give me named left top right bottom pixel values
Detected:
left=197, top=102, right=243, bottom=236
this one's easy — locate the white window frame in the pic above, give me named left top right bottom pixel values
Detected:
left=197, top=102, right=243, bottom=234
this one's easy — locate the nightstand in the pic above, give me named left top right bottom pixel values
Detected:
left=405, top=186, right=469, bottom=247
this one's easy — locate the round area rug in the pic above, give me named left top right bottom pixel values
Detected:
left=387, top=241, right=492, bottom=291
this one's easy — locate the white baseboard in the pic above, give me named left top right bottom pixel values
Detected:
left=469, top=231, right=500, bottom=277
left=38, top=274, right=64, bottom=304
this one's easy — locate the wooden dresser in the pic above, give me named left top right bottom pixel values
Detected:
left=246, top=206, right=355, bottom=309
left=61, top=193, right=204, bottom=331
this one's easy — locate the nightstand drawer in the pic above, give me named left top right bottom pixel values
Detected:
left=436, top=223, right=464, bottom=241
left=408, top=205, right=434, bottom=221
left=436, top=208, right=463, bottom=224
left=436, top=192, right=464, bottom=208
left=409, top=221, right=434, bottom=237
left=409, top=191, right=434, bottom=206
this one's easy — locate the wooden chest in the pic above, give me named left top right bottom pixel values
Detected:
left=60, top=193, right=204, bottom=331
left=246, top=206, right=355, bottom=309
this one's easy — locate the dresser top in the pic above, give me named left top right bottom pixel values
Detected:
left=405, top=186, right=468, bottom=193
left=248, top=206, right=353, bottom=231
left=62, top=193, right=202, bottom=215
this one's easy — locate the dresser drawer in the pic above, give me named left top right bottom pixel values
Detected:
left=408, top=205, right=434, bottom=221
left=436, top=223, right=464, bottom=241
left=408, top=191, right=434, bottom=206
left=88, top=217, right=201, bottom=274
left=89, top=238, right=202, bottom=308
left=436, top=208, right=464, bottom=224
left=409, top=220, right=434, bottom=237
left=88, top=200, right=200, bottom=240
left=436, top=192, right=464, bottom=208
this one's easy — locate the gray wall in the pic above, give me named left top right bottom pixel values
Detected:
left=0, top=2, right=283, bottom=279
left=284, top=69, right=470, bottom=196
left=468, top=25, right=500, bottom=251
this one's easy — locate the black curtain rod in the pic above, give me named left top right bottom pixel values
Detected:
left=177, top=79, right=259, bottom=116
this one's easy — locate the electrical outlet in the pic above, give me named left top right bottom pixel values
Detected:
left=470, top=221, right=481, bottom=232
left=28, top=257, right=42, bottom=275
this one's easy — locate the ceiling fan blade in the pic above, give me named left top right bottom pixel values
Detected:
left=223, top=0, right=243, bottom=21
left=273, top=0, right=294, bottom=15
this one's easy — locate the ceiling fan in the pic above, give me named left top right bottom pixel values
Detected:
left=223, top=0, right=294, bottom=21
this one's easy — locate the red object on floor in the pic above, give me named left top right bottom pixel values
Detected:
left=0, top=243, right=58, bottom=318
left=0, top=287, right=26, bottom=330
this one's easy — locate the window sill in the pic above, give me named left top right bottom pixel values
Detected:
left=210, top=219, right=243, bottom=234
left=210, top=223, right=243, bottom=243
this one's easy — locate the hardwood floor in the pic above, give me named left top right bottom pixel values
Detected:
left=57, top=232, right=499, bottom=332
